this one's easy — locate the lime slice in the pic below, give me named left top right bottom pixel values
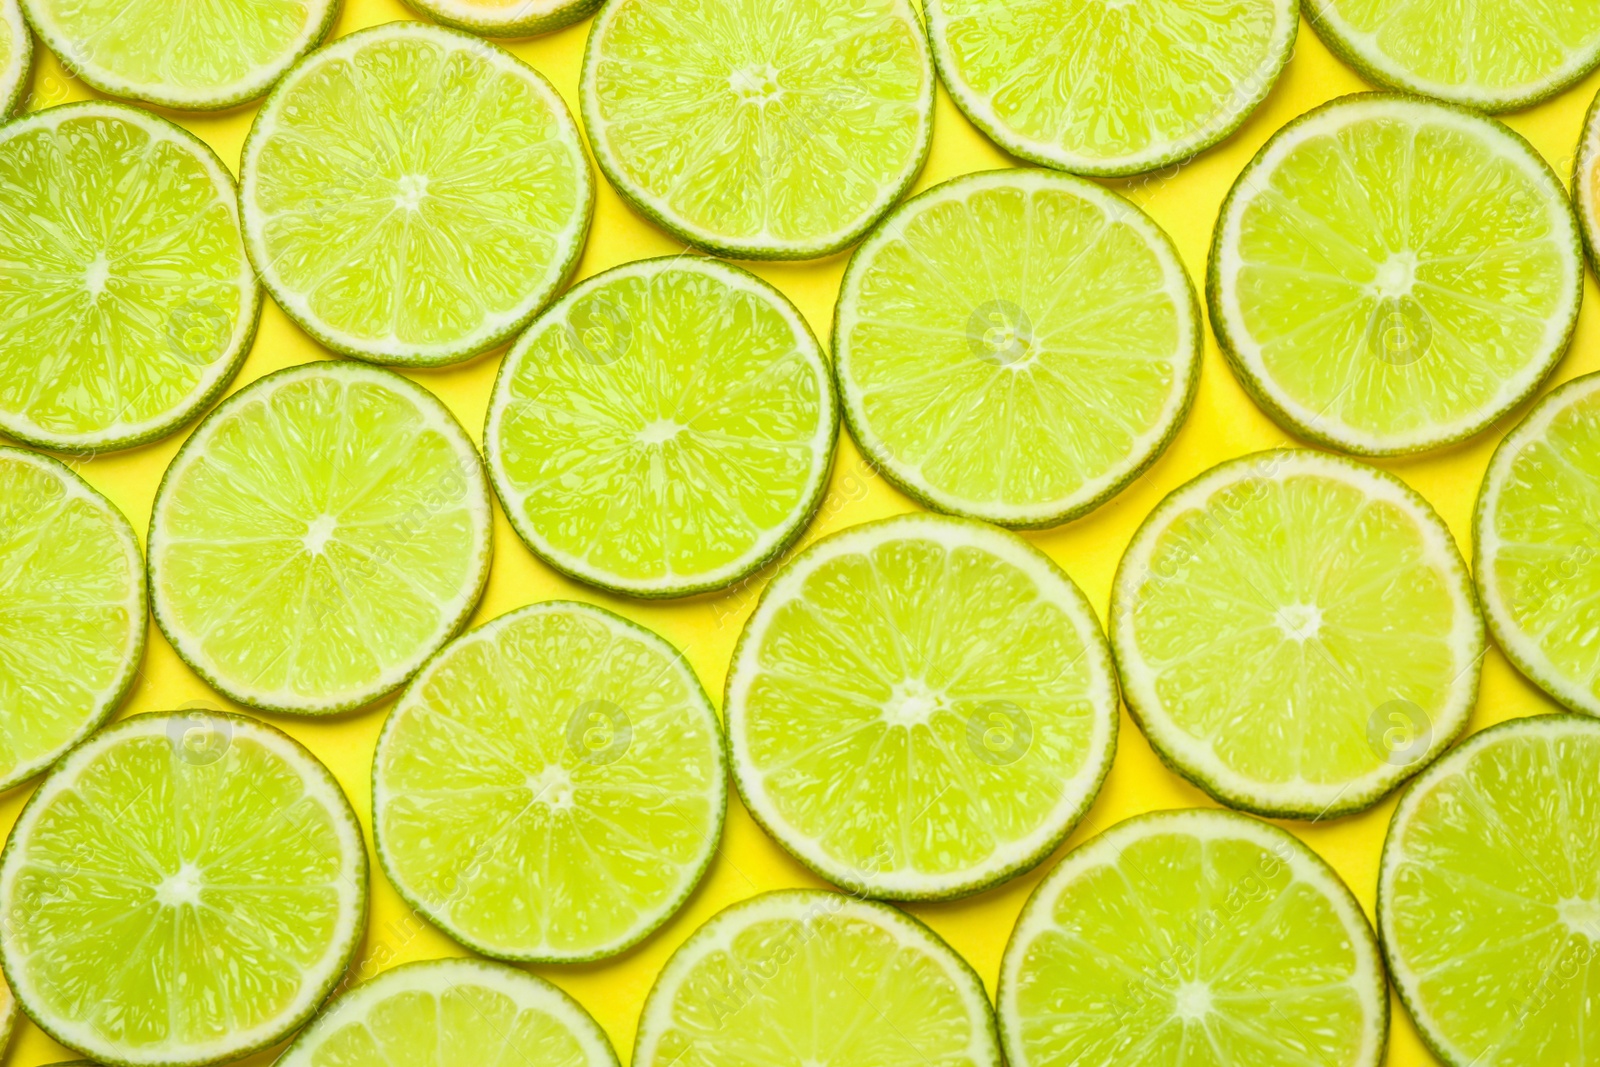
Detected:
left=726, top=513, right=1118, bottom=900
left=835, top=169, right=1200, bottom=528
left=240, top=21, right=594, bottom=367
left=1110, top=450, right=1483, bottom=818
left=0, top=102, right=260, bottom=452
left=633, top=889, right=1001, bottom=1067
left=148, top=361, right=492, bottom=716
left=374, top=601, right=725, bottom=962
left=1306, top=0, right=1600, bottom=113
left=1574, top=88, right=1600, bottom=268
left=278, top=958, right=619, bottom=1067
left=485, top=257, right=836, bottom=597
left=0, top=447, right=144, bottom=791
left=580, top=0, right=934, bottom=259
left=0, top=0, right=30, bottom=116
left=402, top=0, right=602, bottom=37
left=925, top=0, right=1297, bottom=176
left=0, top=711, right=368, bottom=1067
left=1379, top=714, right=1600, bottom=1066
left=1209, top=94, right=1582, bottom=456
left=999, top=808, right=1388, bottom=1067
left=0, top=976, right=14, bottom=1053
left=18, top=0, right=335, bottom=110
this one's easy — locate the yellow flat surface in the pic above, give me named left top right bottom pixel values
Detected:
left=5, top=3, right=1598, bottom=1065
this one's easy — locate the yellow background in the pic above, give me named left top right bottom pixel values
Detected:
left=6, top=2, right=1597, bottom=1064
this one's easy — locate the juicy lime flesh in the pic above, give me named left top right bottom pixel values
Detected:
left=377, top=608, right=721, bottom=957
left=155, top=372, right=483, bottom=707
left=590, top=0, right=927, bottom=247
left=843, top=180, right=1186, bottom=514
left=0, top=111, right=251, bottom=443
left=495, top=267, right=827, bottom=587
left=249, top=31, right=586, bottom=355
left=0, top=455, right=139, bottom=786
left=1386, top=727, right=1600, bottom=1063
left=1230, top=112, right=1573, bottom=443
left=1128, top=472, right=1461, bottom=787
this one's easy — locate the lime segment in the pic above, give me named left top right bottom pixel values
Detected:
left=402, top=0, right=602, bottom=37
left=0, top=975, right=14, bottom=1054
left=0, top=0, right=30, bottom=116
left=1573, top=88, right=1600, bottom=269
left=148, top=362, right=492, bottom=716
left=486, top=257, right=836, bottom=597
left=835, top=169, right=1200, bottom=528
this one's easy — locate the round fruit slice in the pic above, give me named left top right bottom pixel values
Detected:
left=0, top=975, right=14, bottom=1054
left=148, top=361, right=493, bottom=715
left=726, top=513, right=1119, bottom=900
left=374, top=601, right=725, bottom=962
left=18, top=0, right=336, bottom=110
left=241, top=21, right=593, bottom=366
left=1574, top=87, right=1600, bottom=268
left=402, top=0, right=601, bottom=37
left=925, top=0, right=1297, bottom=176
left=0, top=448, right=144, bottom=791
left=1379, top=715, right=1600, bottom=1067
left=581, top=0, right=934, bottom=260
left=0, top=712, right=368, bottom=1067
left=1111, top=450, right=1483, bottom=818
left=835, top=169, right=1200, bottom=528
left=633, top=890, right=1001, bottom=1067
left=0, top=0, right=31, bottom=117
left=277, top=958, right=619, bottom=1067
left=1210, top=94, right=1582, bottom=456
left=0, top=102, right=260, bottom=452
left=486, top=257, right=836, bottom=597
left=1306, top=0, right=1600, bottom=113
left=1000, top=808, right=1388, bottom=1067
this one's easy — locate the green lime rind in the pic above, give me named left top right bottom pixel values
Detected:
left=402, top=0, right=603, bottom=37
left=17, top=0, right=337, bottom=111
left=0, top=101, right=261, bottom=453
left=833, top=167, right=1202, bottom=529
left=0, top=711, right=369, bottom=1067
left=0, top=0, right=33, bottom=118
left=485, top=255, right=838, bottom=598
left=1208, top=92, right=1582, bottom=457
left=924, top=0, right=1298, bottom=178
left=1573, top=86, right=1600, bottom=273
left=372, top=599, right=727, bottom=964
left=239, top=21, right=595, bottom=367
left=998, top=807, right=1388, bottom=1067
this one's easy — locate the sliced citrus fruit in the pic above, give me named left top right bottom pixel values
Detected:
left=0, top=447, right=143, bottom=791
left=1573, top=86, right=1600, bottom=268
left=726, top=513, right=1118, bottom=900
left=1110, top=450, right=1483, bottom=818
left=633, top=889, right=1001, bottom=1067
left=0, top=0, right=30, bottom=116
left=148, top=361, right=492, bottom=716
left=1379, top=714, right=1600, bottom=1066
left=580, top=0, right=934, bottom=259
left=18, top=0, right=336, bottom=110
left=485, top=257, right=836, bottom=597
left=0, top=975, right=14, bottom=1053
left=374, top=601, right=725, bottom=962
left=1210, top=94, right=1582, bottom=455
left=0, top=711, right=368, bottom=1067
left=1000, top=808, right=1388, bottom=1067
left=925, top=0, right=1297, bottom=176
left=0, top=102, right=259, bottom=452
left=835, top=169, right=1200, bottom=528
left=402, top=0, right=602, bottom=38
left=240, top=21, right=593, bottom=366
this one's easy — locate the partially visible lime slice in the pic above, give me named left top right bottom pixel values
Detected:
left=0, top=447, right=144, bottom=791
left=0, top=102, right=260, bottom=452
left=1210, top=94, right=1582, bottom=456
left=374, top=601, right=725, bottom=962
left=18, top=0, right=336, bottom=110
left=1111, top=450, right=1483, bottom=818
left=835, top=169, right=1200, bottom=528
left=485, top=257, right=836, bottom=597
left=277, top=958, right=619, bottom=1067
left=726, top=513, right=1119, bottom=900
left=240, top=21, right=594, bottom=366
left=0, top=0, right=30, bottom=116
left=1379, top=714, right=1600, bottom=1066
left=402, top=0, right=602, bottom=37
left=148, top=361, right=493, bottom=715
left=0, top=712, right=368, bottom=1067
left=1573, top=86, right=1600, bottom=268
left=1306, top=0, right=1600, bottom=113
left=999, top=808, right=1388, bottom=1067
left=0, top=975, right=14, bottom=1053
left=925, top=0, right=1297, bottom=176
left=633, top=889, right=1001, bottom=1067
left=581, top=0, right=934, bottom=259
